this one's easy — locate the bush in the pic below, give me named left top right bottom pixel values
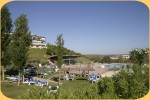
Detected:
left=5, top=68, right=18, bottom=76
left=97, top=77, right=118, bottom=99
left=53, top=76, right=59, bottom=81
left=19, top=84, right=101, bottom=99
left=113, top=64, right=149, bottom=99
left=113, top=70, right=130, bottom=98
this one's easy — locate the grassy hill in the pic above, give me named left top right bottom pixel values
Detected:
left=27, top=48, right=49, bottom=64
left=27, top=48, right=91, bottom=64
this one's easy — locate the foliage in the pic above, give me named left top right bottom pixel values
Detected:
left=46, top=44, right=80, bottom=56
left=97, top=77, right=118, bottom=99
left=11, top=14, right=32, bottom=69
left=113, top=69, right=130, bottom=98
left=55, top=34, right=64, bottom=68
left=128, top=64, right=148, bottom=98
left=46, top=45, right=57, bottom=55
left=101, top=56, right=112, bottom=63
left=20, top=83, right=101, bottom=99
left=1, top=5, right=13, bottom=52
left=5, top=68, right=19, bottom=76
left=97, top=64, right=149, bottom=99
left=3, top=64, right=149, bottom=99
left=76, top=56, right=91, bottom=64
left=1, top=5, right=13, bottom=80
left=55, top=34, right=64, bottom=86
left=130, top=48, right=149, bottom=65
left=73, top=84, right=100, bottom=99
left=10, top=14, right=32, bottom=85
left=89, top=55, right=102, bottom=63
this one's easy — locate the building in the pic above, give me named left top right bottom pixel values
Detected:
left=30, top=34, right=47, bottom=49
left=122, top=54, right=130, bottom=59
left=49, top=55, right=80, bottom=65
left=110, top=56, right=119, bottom=60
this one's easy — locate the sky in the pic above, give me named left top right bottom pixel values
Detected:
left=6, top=1, right=149, bottom=55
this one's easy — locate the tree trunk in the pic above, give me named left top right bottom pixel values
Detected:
left=17, top=71, right=20, bottom=86
left=58, top=71, right=60, bottom=86
left=2, top=66, right=5, bottom=81
left=22, top=74, right=24, bottom=83
left=58, top=75, right=60, bottom=86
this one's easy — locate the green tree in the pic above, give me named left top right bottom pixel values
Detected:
left=101, top=56, right=112, bottom=63
left=55, top=34, right=64, bottom=85
left=46, top=44, right=78, bottom=56
left=1, top=5, right=13, bottom=80
left=46, top=45, right=57, bottom=55
left=129, top=48, right=149, bottom=65
left=11, top=14, right=32, bottom=85
left=89, top=55, right=101, bottom=63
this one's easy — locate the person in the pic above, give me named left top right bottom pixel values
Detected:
left=82, top=71, right=84, bottom=77
left=66, top=71, right=69, bottom=74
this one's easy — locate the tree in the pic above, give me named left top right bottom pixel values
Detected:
left=46, top=44, right=78, bottom=56
left=129, top=48, right=149, bottom=65
left=11, top=14, right=32, bottom=85
left=55, top=34, right=64, bottom=85
left=89, top=56, right=101, bottom=63
left=46, top=45, right=57, bottom=55
left=101, top=56, right=112, bottom=63
left=1, top=5, right=13, bottom=80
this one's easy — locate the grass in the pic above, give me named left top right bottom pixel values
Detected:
left=1, top=82, right=31, bottom=99
left=27, top=48, right=49, bottom=63
left=1, top=76, right=93, bottom=99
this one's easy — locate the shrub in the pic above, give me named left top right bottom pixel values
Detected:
left=113, top=64, right=149, bottom=99
left=97, top=77, right=118, bottom=99
left=20, top=83, right=101, bottom=99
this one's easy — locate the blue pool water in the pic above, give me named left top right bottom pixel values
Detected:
left=105, top=63, right=128, bottom=68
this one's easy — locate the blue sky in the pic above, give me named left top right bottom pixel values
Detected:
left=7, top=1, right=149, bottom=55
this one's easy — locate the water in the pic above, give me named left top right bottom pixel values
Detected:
left=105, top=63, right=128, bottom=68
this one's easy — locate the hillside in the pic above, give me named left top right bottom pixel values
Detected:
left=27, top=45, right=83, bottom=63
left=27, top=48, right=49, bottom=63
left=27, top=47, right=91, bottom=64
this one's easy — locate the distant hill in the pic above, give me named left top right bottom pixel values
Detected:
left=85, top=54, right=125, bottom=57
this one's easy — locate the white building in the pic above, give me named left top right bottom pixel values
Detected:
left=122, top=54, right=130, bottom=59
left=30, top=34, right=47, bottom=49
left=110, top=56, right=119, bottom=60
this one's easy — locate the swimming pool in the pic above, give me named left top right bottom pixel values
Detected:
left=105, top=63, right=128, bottom=68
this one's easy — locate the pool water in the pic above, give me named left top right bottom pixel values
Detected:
left=105, top=63, right=128, bottom=68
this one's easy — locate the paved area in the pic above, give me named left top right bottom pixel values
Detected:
left=33, top=77, right=58, bottom=84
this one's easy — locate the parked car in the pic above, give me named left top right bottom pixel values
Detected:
left=28, top=70, right=37, bottom=76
